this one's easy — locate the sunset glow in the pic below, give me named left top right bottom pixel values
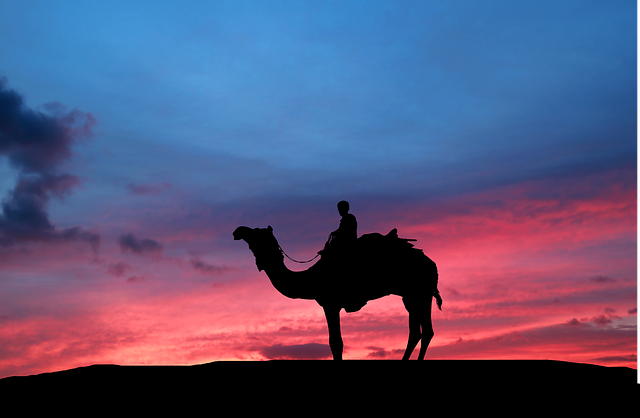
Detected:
left=0, top=1, right=636, bottom=378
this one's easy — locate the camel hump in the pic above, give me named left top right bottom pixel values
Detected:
left=385, top=228, right=398, bottom=238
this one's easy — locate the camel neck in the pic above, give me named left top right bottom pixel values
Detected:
left=263, top=258, right=317, bottom=300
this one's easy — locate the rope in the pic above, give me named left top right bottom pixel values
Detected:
left=279, top=245, right=320, bottom=264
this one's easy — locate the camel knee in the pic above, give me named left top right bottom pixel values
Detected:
left=408, top=329, right=421, bottom=344
left=423, top=327, right=434, bottom=342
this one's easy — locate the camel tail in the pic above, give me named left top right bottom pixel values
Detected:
left=432, top=264, right=442, bottom=311
left=434, top=289, right=442, bottom=311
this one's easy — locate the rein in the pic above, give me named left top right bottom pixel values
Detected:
left=278, top=245, right=320, bottom=264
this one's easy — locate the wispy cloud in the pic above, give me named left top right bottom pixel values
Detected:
left=256, top=343, right=332, bottom=360
left=364, top=346, right=404, bottom=359
left=107, top=261, right=130, bottom=277
left=117, top=233, right=163, bottom=256
left=126, top=275, right=145, bottom=284
left=590, top=276, right=616, bottom=284
left=592, top=354, right=637, bottom=364
left=190, top=256, right=234, bottom=276
left=126, top=182, right=171, bottom=195
left=424, top=318, right=637, bottom=365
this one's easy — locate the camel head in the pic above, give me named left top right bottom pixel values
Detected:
left=233, top=225, right=283, bottom=271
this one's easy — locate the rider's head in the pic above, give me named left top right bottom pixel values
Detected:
left=337, top=200, right=350, bottom=216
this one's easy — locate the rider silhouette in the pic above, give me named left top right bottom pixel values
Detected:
left=319, top=200, right=357, bottom=258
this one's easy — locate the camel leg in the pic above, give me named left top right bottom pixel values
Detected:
left=417, top=322, right=434, bottom=360
left=402, top=311, right=421, bottom=360
left=402, top=297, right=423, bottom=360
left=417, top=297, right=434, bottom=360
left=323, top=305, right=343, bottom=360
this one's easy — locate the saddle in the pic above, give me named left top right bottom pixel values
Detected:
left=318, top=228, right=421, bottom=313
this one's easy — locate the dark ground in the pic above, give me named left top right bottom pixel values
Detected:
left=2, top=360, right=636, bottom=412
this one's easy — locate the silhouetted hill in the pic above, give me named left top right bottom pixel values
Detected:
left=1, top=360, right=635, bottom=412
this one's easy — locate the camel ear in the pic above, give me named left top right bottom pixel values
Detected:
left=267, top=225, right=273, bottom=232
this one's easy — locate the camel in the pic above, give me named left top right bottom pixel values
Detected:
left=233, top=225, right=442, bottom=360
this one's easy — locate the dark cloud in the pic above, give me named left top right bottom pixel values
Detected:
left=443, top=287, right=461, bottom=297
left=107, top=262, right=130, bottom=277
left=190, top=257, right=233, bottom=276
left=118, top=233, right=163, bottom=256
left=0, top=78, right=95, bottom=173
left=589, top=276, right=616, bottom=284
left=126, top=275, right=145, bottom=284
left=258, top=343, right=332, bottom=360
left=628, top=308, right=637, bottom=315
left=1, top=174, right=77, bottom=232
left=565, top=310, right=622, bottom=329
left=564, top=318, right=583, bottom=327
left=0, top=77, right=99, bottom=252
left=591, top=354, right=637, bottom=364
left=591, top=315, right=613, bottom=327
left=365, top=346, right=404, bottom=359
left=126, top=182, right=171, bottom=195
left=0, top=173, right=100, bottom=251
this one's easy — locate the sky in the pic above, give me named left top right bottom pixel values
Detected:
left=0, top=0, right=636, bottom=378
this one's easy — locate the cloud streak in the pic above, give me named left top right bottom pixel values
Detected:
left=118, top=233, right=163, bottom=256
left=127, top=182, right=171, bottom=195
left=190, top=256, right=234, bottom=276
left=107, top=261, right=130, bottom=277
left=256, top=343, right=332, bottom=360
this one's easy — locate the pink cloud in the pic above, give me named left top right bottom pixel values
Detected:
left=423, top=318, right=636, bottom=367
left=0, top=167, right=635, bottom=377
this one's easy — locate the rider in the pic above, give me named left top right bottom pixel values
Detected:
left=319, top=200, right=357, bottom=258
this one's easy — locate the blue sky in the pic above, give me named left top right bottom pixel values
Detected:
left=2, top=0, right=634, bottom=209
left=0, top=1, right=636, bottom=374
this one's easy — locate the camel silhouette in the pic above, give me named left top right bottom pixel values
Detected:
left=233, top=225, right=442, bottom=360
